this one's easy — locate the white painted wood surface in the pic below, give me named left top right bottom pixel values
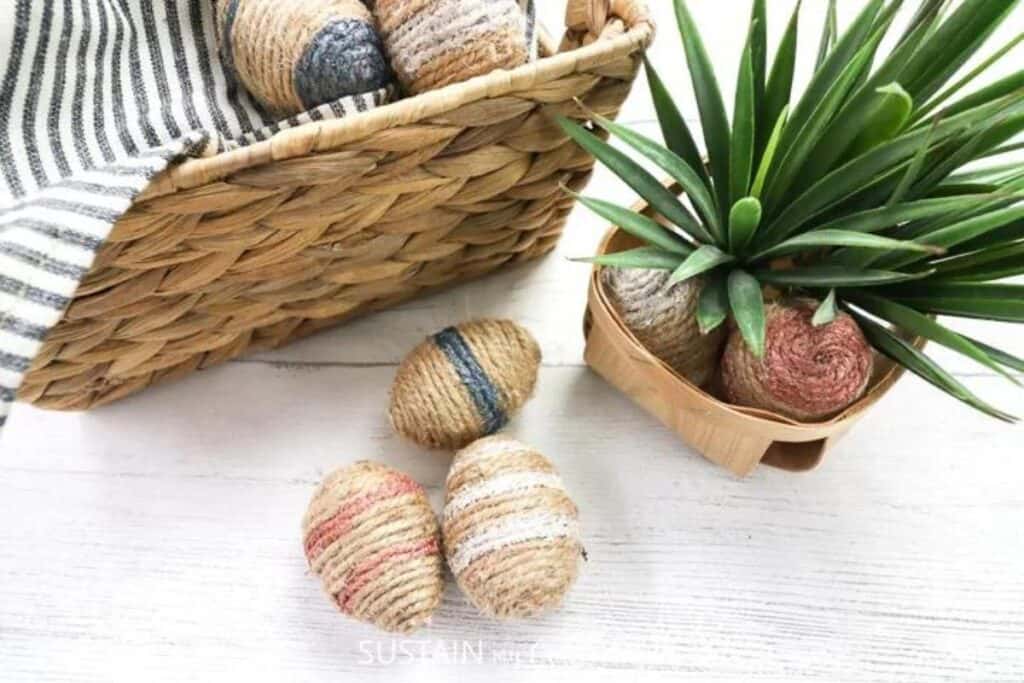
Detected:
left=2, top=3, right=1023, bottom=681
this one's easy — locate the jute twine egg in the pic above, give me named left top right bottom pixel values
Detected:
left=216, top=0, right=392, bottom=114
left=443, top=436, right=582, bottom=619
left=372, top=0, right=531, bottom=94
left=720, top=299, right=875, bottom=421
left=389, top=319, right=541, bottom=450
left=302, top=461, right=444, bottom=633
left=601, top=268, right=726, bottom=387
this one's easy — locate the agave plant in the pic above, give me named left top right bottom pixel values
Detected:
left=559, top=0, right=1024, bottom=422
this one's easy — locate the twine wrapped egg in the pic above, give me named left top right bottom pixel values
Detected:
left=216, top=0, right=393, bottom=115
left=720, top=299, right=875, bottom=421
left=443, top=436, right=582, bottom=619
left=601, top=268, right=726, bottom=387
left=372, top=0, right=532, bottom=94
left=302, top=461, right=444, bottom=633
left=389, top=319, right=541, bottom=450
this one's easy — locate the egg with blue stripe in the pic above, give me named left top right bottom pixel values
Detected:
left=216, top=0, right=393, bottom=115
left=389, top=319, right=541, bottom=450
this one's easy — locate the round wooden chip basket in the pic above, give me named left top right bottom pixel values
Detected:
left=584, top=204, right=917, bottom=478
left=18, top=0, right=654, bottom=411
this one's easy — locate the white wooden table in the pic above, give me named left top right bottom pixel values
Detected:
left=3, top=3, right=1023, bottom=681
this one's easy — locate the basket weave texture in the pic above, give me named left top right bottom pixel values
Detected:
left=19, top=0, right=653, bottom=411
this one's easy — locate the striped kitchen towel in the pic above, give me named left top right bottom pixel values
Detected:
left=0, top=0, right=537, bottom=435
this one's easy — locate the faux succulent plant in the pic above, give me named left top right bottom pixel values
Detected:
left=559, top=0, right=1024, bottom=422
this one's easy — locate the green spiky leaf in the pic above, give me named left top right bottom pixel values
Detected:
left=899, top=0, right=1022, bottom=104
left=898, top=0, right=949, bottom=45
left=882, top=282, right=1024, bottom=322
left=644, top=57, right=714, bottom=194
left=761, top=93, right=1021, bottom=242
left=754, top=229, right=941, bottom=262
left=846, top=83, right=914, bottom=159
left=556, top=117, right=709, bottom=243
left=586, top=111, right=721, bottom=240
left=727, top=270, right=766, bottom=358
left=697, top=273, right=729, bottom=335
left=812, top=289, right=838, bottom=327
left=933, top=68, right=1024, bottom=121
left=910, top=112, right=1024, bottom=199
left=731, top=28, right=757, bottom=204
left=757, top=1, right=800, bottom=160
left=670, top=245, right=734, bottom=284
left=850, top=311, right=1018, bottom=423
left=828, top=195, right=994, bottom=235
left=962, top=336, right=1024, bottom=373
left=675, top=0, right=732, bottom=216
left=752, top=105, right=788, bottom=199
left=571, top=193, right=694, bottom=255
left=574, top=247, right=685, bottom=271
left=764, top=20, right=887, bottom=211
left=888, top=117, right=939, bottom=206
left=932, top=238, right=1024, bottom=278
left=847, top=291, right=1020, bottom=384
left=728, top=197, right=762, bottom=254
left=915, top=32, right=1024, bottom=122
left=750, top=0, right=768, bottom=148
left=815, top=0, right=838, bottom=69
left=770, top=0, right=885, bottom=182
left=756, top=265, right=934, bottom=288
left=881, top=203, right=1024, bottom=268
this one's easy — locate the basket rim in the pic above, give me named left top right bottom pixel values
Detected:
left=137, top=4, right=655, bottom=203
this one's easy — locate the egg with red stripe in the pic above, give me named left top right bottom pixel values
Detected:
left=302, top=461, right=443, bottom=633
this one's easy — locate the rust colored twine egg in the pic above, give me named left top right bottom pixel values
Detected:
left=720, top=299, right=874, bottom=421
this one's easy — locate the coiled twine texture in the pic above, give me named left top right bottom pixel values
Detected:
left=720, top=300, right=874, bottom=421
left=443, top=436, right=582, bottom=619
left=602, top=268, right=726, bottom=387
left=302, top=461, right=444, bottom=633
left=389, top=319, right=541, bottom=450
left=217, top=0, right=393, bottom=114
left=372, top=0, right=531, bottom=94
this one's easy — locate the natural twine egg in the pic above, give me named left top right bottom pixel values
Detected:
left=442, top=436, right=582, bottom=619
left=216, top=0, right=393, bottom=115
left=389, top=319, right=541, bottom=450
left=302, top=461, right=444, bottom=633
left=372, top=0, right=531, bottom=94
left=602, top=268, right=726, bottom=387
left=720, top=299, right=875, bottom=421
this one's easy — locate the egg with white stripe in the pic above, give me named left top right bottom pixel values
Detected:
left=372, top=0, right=534, bottom=95
left=442, top=436, right=582, bottom=619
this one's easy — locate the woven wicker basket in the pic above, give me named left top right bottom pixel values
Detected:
left=18, top=0, right=654, bottom=411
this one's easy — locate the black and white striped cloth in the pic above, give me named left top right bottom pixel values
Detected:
left=0, top=0, right=395, bottom=432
